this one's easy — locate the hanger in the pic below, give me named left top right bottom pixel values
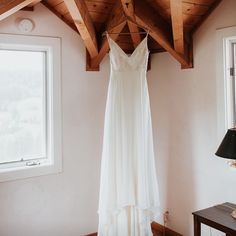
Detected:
left=102, top=17, right=150, bottom=37
left=103, top=31, right=147, bottom=36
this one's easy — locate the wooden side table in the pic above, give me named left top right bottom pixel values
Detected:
left=192, top=202, right=236, bottom=236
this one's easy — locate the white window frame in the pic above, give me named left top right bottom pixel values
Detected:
left=216, top=26, right=236, bottom=142
left=0, top=34, right=62, bottom=182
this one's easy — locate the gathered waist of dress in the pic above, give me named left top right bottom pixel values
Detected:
left=110, top=66, right=147, bottom=73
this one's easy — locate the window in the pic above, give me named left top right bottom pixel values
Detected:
left=225, top=40, right=236, bottom=127
left=0, top=34, right=62, bottom=182
left=216, top=27, right=236, bottom=141
left=0, top=50, right=46, bottom=165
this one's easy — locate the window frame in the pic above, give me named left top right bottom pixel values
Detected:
left=0, top=34, right=62, bottom=182
left=216, top=26, right=236, bottom=142
left=224, top=38, right=236, bottom=129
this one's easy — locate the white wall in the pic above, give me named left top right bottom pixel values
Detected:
left=0, top=4, right=110, bottom=236
left=148, top=0, right=236, bottom=235
left=0, top=1, right=235, bottom=236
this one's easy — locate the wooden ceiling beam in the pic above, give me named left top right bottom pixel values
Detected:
left=127, top=21, right=142, bottom=48
left=90, top=20, right=126, bottom=69
left=120, top=0, right=142, bottom=48
left=120, top=0, right=135, bottom=20
left=20, top=6, right=34, bottom=11
left=87, top=3, right=126, bottom=70
left=192, top=0, right=222, bottom=33
left=134, top=0, right=192, bottom=68
left=41, top=1, right=77, bottom=33
left=0, top=0, right=38, bottom=20
left=170, top=0, right=184, bottom=55
left=64, top=0, right=98, bottom=58
left=21, top=0, right=41, bottom=10
left=28, top=0, right=41, bottom=7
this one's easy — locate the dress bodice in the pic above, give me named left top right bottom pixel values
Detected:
left=107, top=34, right=149, bottom=72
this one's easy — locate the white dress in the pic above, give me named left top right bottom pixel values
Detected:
left=98, top=34, right=160, bottom=236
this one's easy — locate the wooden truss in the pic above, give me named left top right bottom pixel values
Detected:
left=0, top=0, right=222, bottom=71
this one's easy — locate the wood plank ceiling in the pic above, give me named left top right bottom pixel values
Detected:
left=0, top=0, right=222, bottom=71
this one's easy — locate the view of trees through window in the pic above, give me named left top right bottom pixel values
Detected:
left=0, top=49, right=46, bottom=164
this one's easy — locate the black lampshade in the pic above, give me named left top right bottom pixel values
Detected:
left=215, top=128, right=236, bottom=160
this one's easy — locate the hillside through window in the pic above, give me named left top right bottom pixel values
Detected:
left=0, top=50, right=46, bottom=165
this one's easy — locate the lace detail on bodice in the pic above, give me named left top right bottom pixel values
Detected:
left=107, top=35, right=149, bottom=72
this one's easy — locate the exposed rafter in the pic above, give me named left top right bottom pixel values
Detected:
left=134, top=0, right=192, bottom=68
left=89, top=20, right=126, bottom=70
left=170, top=0, right=184, bottom=55
left=120, top=0, right=134, bottom=19
left=120, top=0, right=141, bottom=48
left=0, top=0, right=38, bottom=20
left=192, top=0, right=222, bottom=34
left=64, top=0, right=98, bottom=58
left=0, top=0, right=222, bottom=71
left=88, top=3, right=126, bottom=70
left=28, top=0, right=41, bottom=7
left=41, top=1, right=77, bottom=32
left=127, top=21, right=142, bottom=48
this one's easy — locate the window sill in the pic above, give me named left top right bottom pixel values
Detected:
left=0, top=159, right=62, bottom=182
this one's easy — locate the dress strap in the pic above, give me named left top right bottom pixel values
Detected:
left=105, top=31, right=111, bottom=40
left=106, top=32, right=114, bottom=51
left=145, top=30, right=149, bottom=39
left=106, top=31, right=113, bottom=46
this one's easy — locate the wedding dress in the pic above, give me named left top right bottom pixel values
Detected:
left=98, top=33, right=160, bottom=236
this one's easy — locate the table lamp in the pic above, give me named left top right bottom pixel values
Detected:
left=215, top=127, right=236, bottom=219
left=215, top=127, right=236, bottom=167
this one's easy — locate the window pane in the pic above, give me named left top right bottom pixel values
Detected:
left=0, top=50, right=46, bottom=164
left=233, top=43, right=236, bottom=126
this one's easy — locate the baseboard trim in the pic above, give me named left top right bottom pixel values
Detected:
left=151, top=222, right=183, bottom=236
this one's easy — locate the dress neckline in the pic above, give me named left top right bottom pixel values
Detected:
left=107, top=33, right=148, bottom=60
